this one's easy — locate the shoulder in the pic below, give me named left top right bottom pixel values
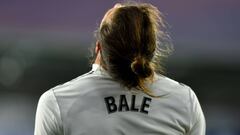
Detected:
left=152, top=74, right=192, bottom=98
left=152, top=74, right=199, bottom=115
left=35, top=89, right=63, bottom=135
left=49, top=70, right=97, bottom=94
left=36, top=71, right=95, bottom=114
left=37, top=89, right=62, bottom=121
left=38, top=89, right=57, bottom=108
left=153, top=75, right=205, bottom=133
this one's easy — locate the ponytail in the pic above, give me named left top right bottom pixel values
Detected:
left=95, top=2, right=171, bottom=97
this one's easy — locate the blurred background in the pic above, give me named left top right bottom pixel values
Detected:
left=0, top=0, right=239, bottom=135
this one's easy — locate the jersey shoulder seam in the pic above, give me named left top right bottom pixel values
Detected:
left=50, top=70, right=95, bottom=92
left=187, top=86, right=193, bottom=133
left=51, top=89, right=65, bottom=135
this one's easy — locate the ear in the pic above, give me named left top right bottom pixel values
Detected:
left=94, top=41, right=102, bottom=65
left=95, top=41, right=101, bottom=54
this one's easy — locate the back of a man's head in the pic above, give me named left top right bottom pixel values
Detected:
left=96, top=2, right=170, bottom=96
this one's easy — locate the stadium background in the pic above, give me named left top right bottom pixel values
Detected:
left=0, top=0, right=239, bottom=135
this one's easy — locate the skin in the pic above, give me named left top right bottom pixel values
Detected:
left=94, top=41, right=101, bottom=65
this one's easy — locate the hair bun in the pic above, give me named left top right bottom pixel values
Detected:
left=130, top=57, right=153, bottom=78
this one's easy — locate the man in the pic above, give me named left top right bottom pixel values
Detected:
left=34, top=2, right=206, bottom=135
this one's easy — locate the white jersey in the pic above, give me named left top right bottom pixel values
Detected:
left=34, top=64, right=205, bottom=135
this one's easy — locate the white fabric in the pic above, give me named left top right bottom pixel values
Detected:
left=34, top=64, right=205, bottom=135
